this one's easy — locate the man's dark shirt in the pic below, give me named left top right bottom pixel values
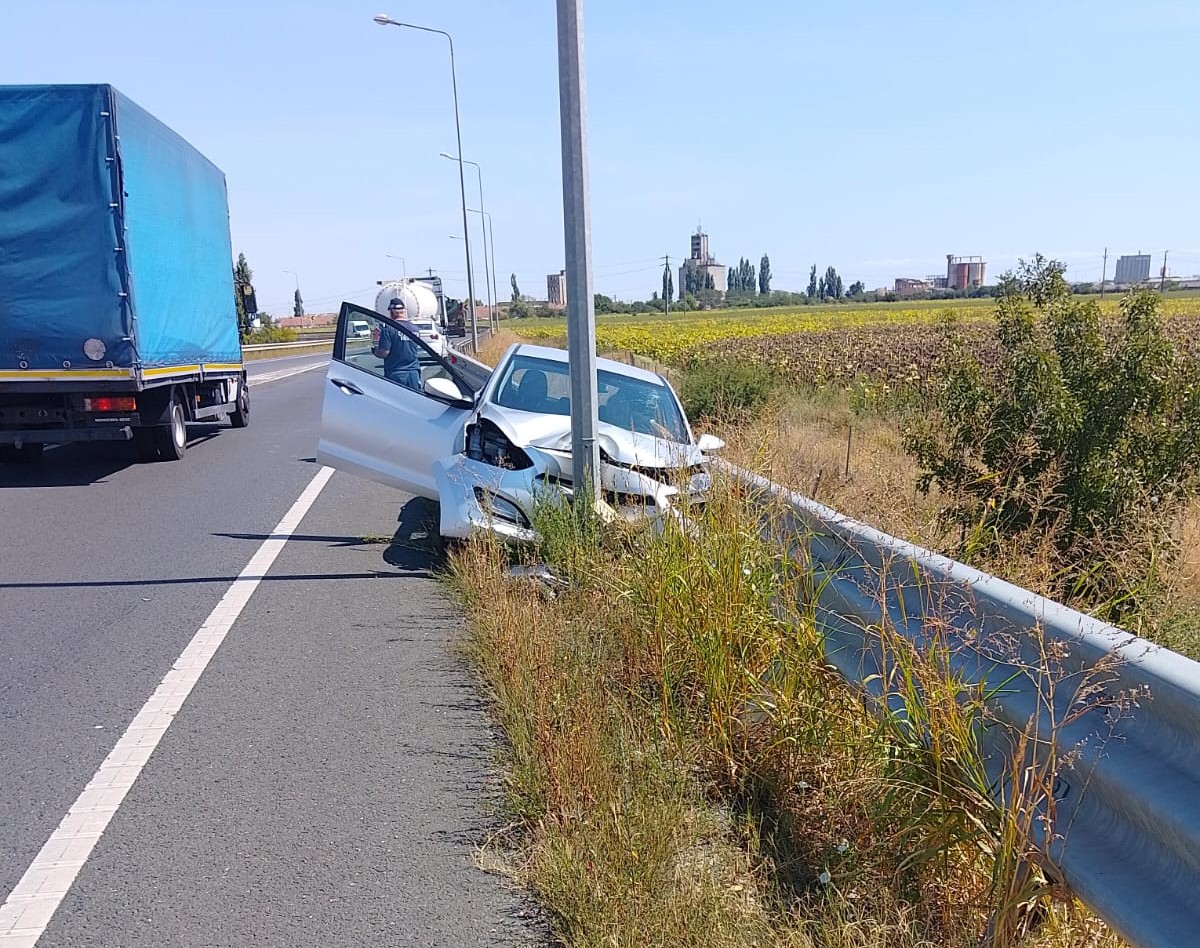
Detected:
left=377, top=323, right=420, bottom=387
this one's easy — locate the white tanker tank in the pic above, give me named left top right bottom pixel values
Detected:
left=374, top=280, right=441, bottom=324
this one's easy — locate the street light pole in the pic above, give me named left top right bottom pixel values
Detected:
left=385, top=253, right=407, bottom=281
left=441, top=153, right=498, bottom=333
left=479, top=210, right=499, bottom=332
left=374, top=14, right=478, bottom=350
left=556, top=0, right=600, bottom=511
left=458, top=212, right=497, bottom=334
left=465, top=208, right=495, bottom=334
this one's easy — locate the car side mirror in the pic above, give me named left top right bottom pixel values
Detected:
left=424, top=376, right=466, bottom=402
left=696, top=433, right=725, bottom=453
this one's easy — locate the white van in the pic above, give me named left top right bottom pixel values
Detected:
left=349, top=319, right=372, bottom=339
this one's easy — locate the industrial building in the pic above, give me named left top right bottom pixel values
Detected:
left=946, top=254, right=987, bottom=290
left=1114, top=254, right=1152, bottom=285
left=894, top=277, right=931, bottom=297
left=546, top=270, right=566, bottom=308
left=891, top=254, right=985, bottom=296
left=678, top=228, right=727, bottom=299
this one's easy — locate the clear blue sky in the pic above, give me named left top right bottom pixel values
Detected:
left=4, top=1, right=1197, bottom=313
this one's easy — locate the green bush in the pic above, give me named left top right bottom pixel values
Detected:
left=904, top=255, right=1200, bottom=612
left=679, top=360, right=776, bottom=421
left=242, top=325, right=297, bottom=345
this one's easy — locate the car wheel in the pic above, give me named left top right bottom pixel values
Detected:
left=153, top=394, right=188, bottom=461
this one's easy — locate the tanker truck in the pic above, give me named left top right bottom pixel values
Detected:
left=374, top=278, right=449, bottom=355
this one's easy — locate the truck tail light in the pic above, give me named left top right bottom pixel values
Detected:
left=84, top=396, right=137, bottom=412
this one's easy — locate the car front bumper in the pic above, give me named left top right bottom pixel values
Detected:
left=432, top=449, right=709, bottom=543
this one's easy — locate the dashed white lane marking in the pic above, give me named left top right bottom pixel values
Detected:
left=0, top=465, right=336, bottom=948
left=247, top=360, right=328, bottom=387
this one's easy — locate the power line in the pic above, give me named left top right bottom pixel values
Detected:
left=593, top=264, right=662, bottom=278
left=261, top=283, right=380, bottom=313
left=593, top=257, right=665, bottom=273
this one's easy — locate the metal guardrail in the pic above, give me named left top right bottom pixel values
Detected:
left=722, top=461, right=1200, bottom=948
left=241, top=339, right=334, bottom=354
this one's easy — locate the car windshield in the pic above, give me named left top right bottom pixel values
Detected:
left=491, top=354, right=688, bottom=443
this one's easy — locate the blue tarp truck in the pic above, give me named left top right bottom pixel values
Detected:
left=0, top=84, right=247, bottom=463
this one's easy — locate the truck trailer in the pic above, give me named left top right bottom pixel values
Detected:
left=0, top=84, right=247, bottom=463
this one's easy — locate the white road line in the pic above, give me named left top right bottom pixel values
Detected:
left=247, top=360, right=328, bottom=387
left=0, top=466, right=336, bottom=948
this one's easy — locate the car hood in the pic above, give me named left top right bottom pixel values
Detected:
left=479, top=403, right=704, bottom=470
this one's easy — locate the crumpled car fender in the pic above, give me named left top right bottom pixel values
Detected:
left=433, top=447, right=556, bottom=542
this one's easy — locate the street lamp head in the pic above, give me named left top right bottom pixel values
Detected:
left=372, top=14, right=394, bottom=26
left=439, top=151, right=457, bottom=160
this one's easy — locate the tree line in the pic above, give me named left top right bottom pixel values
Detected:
left=725, top=255, right=772, bottom=296
left=805, top=264, right=864, bottom=301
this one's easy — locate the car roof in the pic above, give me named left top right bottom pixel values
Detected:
left=510, top=343, right=669, bottom=387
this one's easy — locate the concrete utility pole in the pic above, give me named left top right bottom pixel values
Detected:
left=442, top=153, right=499, bottom=333
left=1160, top=250, right=1169, bottom=293
left=556, top=0, right=600, bottom=511
left=1100, top=247, right=1107, bottom=299
left=662, top=255, right=670, bottom=317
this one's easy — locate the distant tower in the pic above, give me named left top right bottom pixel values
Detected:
left=680, top=225, right=726, bottom=299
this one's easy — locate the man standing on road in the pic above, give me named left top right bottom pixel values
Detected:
left=372, top=296, right=421, bottom=390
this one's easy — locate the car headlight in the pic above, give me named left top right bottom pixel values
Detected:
left=473, top=488, right=529, bottom=526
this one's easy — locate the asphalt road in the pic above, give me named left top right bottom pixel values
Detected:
left=0, top=356, right=538, bottom=946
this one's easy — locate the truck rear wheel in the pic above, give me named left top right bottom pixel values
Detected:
left=0, top=442, right=44, bottom=463
left=229, top=378, right=249, bottom=428
left=153, top=395, right=188, bottom=461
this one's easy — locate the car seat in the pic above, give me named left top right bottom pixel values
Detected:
left=514, top=369, right=549, bottom=412
left=602, top=391, right=634, bottom=430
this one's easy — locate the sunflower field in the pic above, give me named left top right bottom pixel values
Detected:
left=509, top=297, right=1200, bottom=393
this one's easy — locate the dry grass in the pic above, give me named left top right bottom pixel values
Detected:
left=451, top=535, right=795, bottom=948
left=722, top=392, right=950, bottom=552
left=449, top=485, right=1129, bottom=947
left=474, top=327, right=525, bottom=366
left=1180, top=498, right=1200, bottom=601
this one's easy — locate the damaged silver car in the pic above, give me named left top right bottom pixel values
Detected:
left=318, top=302, right=724, bottom=541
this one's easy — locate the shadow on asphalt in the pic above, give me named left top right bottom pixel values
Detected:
left=215, top=533, right=390, bottom=547
left=384, top=497, right=444, bottom=573
left=211, top=497, right=444, bottom=579
left=0, top=424, right=227, bottom=488
left=0, top=572, right=412, bottom=590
